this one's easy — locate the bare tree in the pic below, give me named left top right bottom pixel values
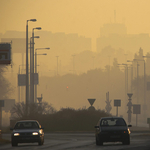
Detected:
left=10, top=102, right=56, bottom=120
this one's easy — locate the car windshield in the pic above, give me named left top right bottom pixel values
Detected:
left=100, top=118, right=126, bottom=126
left=14, top=122, right=39, bottom=129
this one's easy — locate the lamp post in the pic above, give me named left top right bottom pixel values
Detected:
left=143, top=55, right=150, bottom=116
left=30, top=27, right=41, bottom=104
left=127, top=60, right=134, bottom=93
left=128, top=59, right=140, bottom=103
left=35, top=47, right=49, bottom=102
left=122, top=63, right=129, bottom=94
left=26, top=19, right=36, bottom=115
left=118, top=63, right=128, bottom=100
left=35, top=53, right=47, bottom=103
left=133, top=58, right=145, bottom=104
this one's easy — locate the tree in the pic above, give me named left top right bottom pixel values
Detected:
left=10, top=102, right=56, bottom=120
left=0, top=66, right=13, bottom=99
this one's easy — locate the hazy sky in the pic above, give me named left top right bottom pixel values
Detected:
left=1, top=0, right=150, bottom=40
left=1, top=0, right=150, bottom=113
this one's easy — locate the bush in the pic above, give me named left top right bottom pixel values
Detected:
left=11, top=104, right=111, bottom=132
left=39, top=107, right=112, bottom=132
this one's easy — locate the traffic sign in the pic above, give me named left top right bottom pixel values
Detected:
left=147, top=82, right=150, bottom=91
left=0, top=43, right=11, bottom=64
left=147, top=118, right=150, bottom=124
left=18, top=73, right=39, bottom=86
left=114, top=99, right=121, bottom=106
left=133, top=104, right=141, bottom=114
left=2, top=99, right=15, bottom=112
left=127, top=93, right=133, bottom=99
left=0, top=100, right=4, bottom=107
left=88, top=99, right=96, bottom=106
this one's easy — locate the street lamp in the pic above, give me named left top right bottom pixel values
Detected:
left=133, top=58, right=145, bottom=105
left=118, top=63, right=128, bottom=92
left=35, top=47, right=50, bottom=73
left=30, top=27, right=42, bottom=104
left=30, top=36, right=40, bottom=104
left=35, top=49, right=48, bottom=103
left=118, top=63, right=132, bottom=124
left=128, top=59, right=141, bottom=103
left=26, top=19, right=36, bottom=115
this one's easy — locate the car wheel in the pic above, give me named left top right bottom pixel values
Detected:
left=11, top=141, right=18, bottom=147
left=123, top=137, right=130, bottom=145
left=38, top=139, right=43, bottom=146
left=96, top=137, right=103, bottom=146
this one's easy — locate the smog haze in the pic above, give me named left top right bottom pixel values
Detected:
left=1, top=0, right=150, bottom=124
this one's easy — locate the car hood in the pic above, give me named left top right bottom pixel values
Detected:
left=13, top=129, right=40, bottom=133
left=101, top=126, right=128, bottom=131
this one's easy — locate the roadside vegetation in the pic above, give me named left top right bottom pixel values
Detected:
left=10, top=103, right=111, bottom=132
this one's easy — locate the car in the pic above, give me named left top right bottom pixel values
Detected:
left=94, top=117, right=132, bottom=145
left=10, top=120, right=44, bottom=146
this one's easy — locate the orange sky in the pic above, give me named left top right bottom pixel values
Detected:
left=1, top=0, right=150, bottom=50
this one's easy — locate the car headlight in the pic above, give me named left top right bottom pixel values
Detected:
left=14, top=133, right=20, bottom=136
left=32, top=132, right=38, bottom=135
left=128, top=128, right=131, bottom=134
left=39, top=129, right=42, bottom=134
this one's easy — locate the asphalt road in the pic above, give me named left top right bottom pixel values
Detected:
left=0, top=132, right=150, bottom=150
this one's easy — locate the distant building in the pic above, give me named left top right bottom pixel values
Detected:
left=0, top=31, right=91, bottom=75
left=97, top=23, right=150, bottom=54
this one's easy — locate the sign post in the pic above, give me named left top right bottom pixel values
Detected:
left=105, top=92, right=112, bottom=114
left=127, top=93, right=133, bottom=124
left=133, top=104, right=141, bottom=127
left=114, top=99, right=121, bottom=117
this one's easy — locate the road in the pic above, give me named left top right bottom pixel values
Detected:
left=0, top=132, right=150, bottom=150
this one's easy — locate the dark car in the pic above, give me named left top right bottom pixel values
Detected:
left=95, top=117, right=132, bottom=145
left=10, top=120, right=44, bottom=146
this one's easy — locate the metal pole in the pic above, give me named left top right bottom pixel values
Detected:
left=108, top=56, right=110, bottom=91
left=26, top=21, right=29, bottom=115
left=136, top=114, right=138, bottom=127
left=0, top=107, right=2, bottom=130
left=18, top=66, right=21, bottom=102
left=116, top=106, right=118, bottom=117
left=32, top=30, right=35, bottom=103
left=144, top=60, right=146, bottom=116
left=131, top=65, right=133, bottom=92
left=127, top=65, right=128, bottom=93
left=125, top=66, right=126, bottom=101
left=137, top=62, right=139, bottom=103
left=35, top=51, right=37, bottom=103
left=30, top=38, right=32, bottom=103
left=30, top=30, right=34, bottom=103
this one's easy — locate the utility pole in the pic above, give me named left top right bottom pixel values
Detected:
left=137, top=61, right=139, bottom=104
left=105, top=92, right=112, bottom=114
left=127, top=93, right=133, bottom=124
left=26, top=19, right=37, bottom=114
